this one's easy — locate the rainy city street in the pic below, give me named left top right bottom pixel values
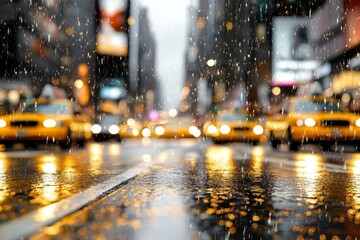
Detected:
left=0, top=139, right=360, bottom=239
left=2, top=1, right=360, bottom=238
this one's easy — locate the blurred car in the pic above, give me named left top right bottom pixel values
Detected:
left=91, top=112, right=122, bottom=141
left=140, top=120, right=158, bottom=138
left=202, top=110, right=266, bottom=144
left=0, top=98, right=92, bottom=149
left=119, top=118, right=143, bottom=138
left=151, top=116, right=201, bottom=138
left=266, top=96, right=360, bottom=151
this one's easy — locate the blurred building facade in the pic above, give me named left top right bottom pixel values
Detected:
left=0, top=0, right=97, bottom=114
left=0, top=0, right=31, bottom=114
left=135, top=8, right=160, bottom=116
left=18, top=0, right=97, bottom=102
left=270, top=0, right=326, bottom=106
left=185, top=0, right=360, bottom=116
left=95, top=0, right=130, bottom=118
left=184, top=0, right=273, bottom=116
left=310, top=0, right=360, bottom=112
left=0, top=0, right=138, bottom=118
left=271, top=0, right=360, bottom=112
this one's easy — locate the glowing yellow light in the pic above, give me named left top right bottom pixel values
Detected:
left=226, top=21, right=233, bottom=30
left=74, top=79, right=84, bottom=89
left=127, top=118, right=136, bottom=126
left=142, top=128, right=151, bottom=137
left=206, top=59, right=216, bottom=67
left=91, top=124, right=102, bottom=134
left=35, top=204, right=57, bottom=222
left=40, top=162, right=57, bottom=174
left=109, top=143, right=121, bottom=156
left=207, top=125, right=218, bottom=135
left=272, top=87, right=281, bottom=96
left=43, top=119, right=57, bottom=128
left=77, top=63, right=88, bottom=77
left=141, top=154, right=152, bottom=162
left=348, top=154, right=360, bottom=174
left=0, top=119, right=7, bottom=128
left=180, top=86, right=190, bottom=100
left=220, top=124, right=231, bottom=134
left=128, top=16, right=136, bottom=25
left=206, top=146, right=234, bottom=171
left=155, top=126, right=165, bottom=136
left=294, top=153, right=323, bottom=199
left=189, top=125, right=201, bottom=137
left=251, top=146, right=265, bottom=157
left=168, top=109, right=178, bottom=117
left=109, top=125, right=120, bottom=135
left=295, top=153, right=322, bottom=173
left=0, top=158, right=8, bottom=202
left=132, top=128, right=139, bottom=136
left=8, top=90, right=20, bottom=104
left=342, top=93, right=351, bottom=103
left=253, top=125, right=264, bottom=135
left=88, top=143, right=103, bottom=156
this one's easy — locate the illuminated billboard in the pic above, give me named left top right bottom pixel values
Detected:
left=99, top=77, right=127, bottom=100
left=272, top=17, right=320, bottom=86
left=97, top=0, right=128, bottom=56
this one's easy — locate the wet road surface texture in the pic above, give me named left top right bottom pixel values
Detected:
left=7, top=139, right=359, bottom=239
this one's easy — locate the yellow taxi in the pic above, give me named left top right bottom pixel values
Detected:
left=152, top=116, right=201, bottom=138
left=0, top=98, right=92, bottom=149
left=119, top=118, right=143, bottom=138
left=202, top=110, right=266, bottom=144
left=266, top=96, right=360, bottom=151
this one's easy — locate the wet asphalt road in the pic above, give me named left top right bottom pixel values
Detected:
left=1, top=139, right=360, bottom=239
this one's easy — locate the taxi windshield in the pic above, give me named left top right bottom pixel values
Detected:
left=294, top=100, right=343, bottom=113
left=22, top=102, right=70, bottom=115
left=220, top=114, right=249, bottom=122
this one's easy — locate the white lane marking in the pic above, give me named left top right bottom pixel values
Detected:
left=0, top=164, right=151, bottom=240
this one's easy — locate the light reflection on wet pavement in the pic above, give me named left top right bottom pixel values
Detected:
left=0, top=140, right=161, bottom=224
left=28, top=142, right=360, bottom=239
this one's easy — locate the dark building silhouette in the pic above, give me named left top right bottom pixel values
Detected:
left=136, top=8, right=159, bottom=112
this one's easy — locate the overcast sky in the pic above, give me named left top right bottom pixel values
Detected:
left=141, top=0, right=192, bottom=110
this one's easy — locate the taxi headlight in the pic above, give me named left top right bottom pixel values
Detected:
left=193, top=129, right=202, bottom=137
left=91, top=124, right=102, bottom=134
left=220, top=124, right=231, bottom=134
left=155, top=126, right=165, bottom=136
left=132, top=128, right=140, bottom=136
left=142, top=128, right=151, bottom=137
left=206, top=125, right=218, bottom=134
left=356, top=119, right=360, bottom=127
left=304, top=118, right=316, bottom=127
left=189, top=125, right=198, bottom=134
left=0, top=119, right=7, bottom=128
left=189, top=125, right=201, bottom=137
left=296, top=119, right=304, bottom=126
left=253, top=125, right=264, bottom=135
left=109, top=125, right=120, bottom=135
left=43, top=119, right=60, bottom=128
